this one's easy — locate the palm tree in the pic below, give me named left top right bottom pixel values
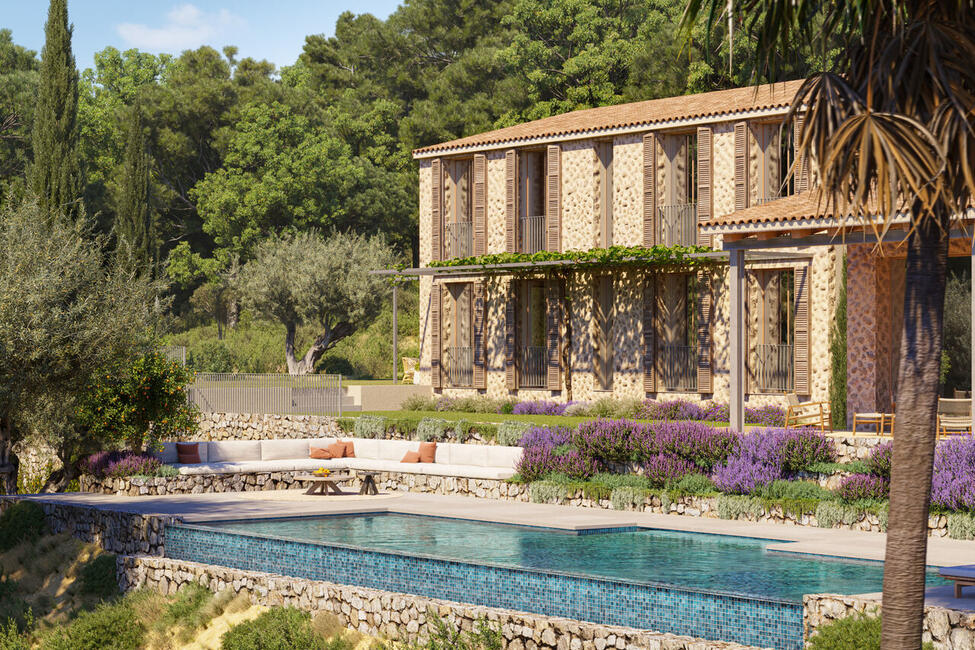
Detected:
left=681, top=1, right=975, bottom=647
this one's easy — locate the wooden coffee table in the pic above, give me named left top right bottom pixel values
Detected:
left=296, top=472, right=353, bottom=495
left=358, top=470, right=380, bottom=495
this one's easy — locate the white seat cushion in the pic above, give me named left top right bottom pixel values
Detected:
left=349, top=438, right=380, bottom=459
left=434, top=443, right=451, bottom=464
left=157, top=442, right=178, bottom=464
left=306, top=437, right=337, bottom=451
left=447, top=444, right=480, bottom=466
left=177, top=461, right=236, bottom=475
left=261, top=439, right=310, bottom=461
left=208, top=440, right=262, bottom=462
left=487, top=446, right=522, bottom=469
left=378, top=440, right=416, bottom=461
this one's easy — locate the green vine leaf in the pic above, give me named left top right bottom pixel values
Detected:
left=428, top=244, right=715, bottom=270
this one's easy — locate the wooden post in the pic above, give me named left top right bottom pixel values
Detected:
left=970, top=241, right=974, bottom=419
left=730, top=249, right=746, bottom=432
left=392, top=283, right=398, bottom=383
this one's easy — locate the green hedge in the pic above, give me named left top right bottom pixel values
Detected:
left=339, top=414, right=499, bottom=443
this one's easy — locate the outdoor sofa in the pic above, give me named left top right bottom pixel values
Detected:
left=156, top=438, right=521, bottom=481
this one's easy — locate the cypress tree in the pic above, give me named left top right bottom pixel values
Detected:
left=30, top=0, right=82, bottom=218
left=115, top=106, right=153, bottom=273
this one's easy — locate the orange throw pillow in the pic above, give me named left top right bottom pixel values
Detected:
left=326, top=441, right=347, bottom=458
left=418, top=441, right=436, bottom=463
left=310, top=446, right=334, bottom=460
left=401, top=451, right=421, bottom=463
left=176, top=442, right=200, bottom=464
left=343, top=440, right=356, bottom=458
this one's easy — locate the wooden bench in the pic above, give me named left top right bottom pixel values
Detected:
left=939, top=565, right=975, bottom=598
left=785, top=394, right=832, bottom=432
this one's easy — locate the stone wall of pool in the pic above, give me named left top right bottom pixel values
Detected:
left=119, top=554, right=759, bottom=649
left=164, top=521, right=804, bottom=649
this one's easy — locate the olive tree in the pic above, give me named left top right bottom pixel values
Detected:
left=0, top=197, right=159, bottom=493
left=237, top=231, right=397, bottom=375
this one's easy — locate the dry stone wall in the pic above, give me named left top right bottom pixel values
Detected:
left=120, top=555, right=761, bottom=650
left=195, top=412, right=342, bottom=441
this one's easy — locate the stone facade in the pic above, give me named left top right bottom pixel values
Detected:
left=120, top=555, right=760, bottom=649
left=195, top=412, right=343, bottom=441
left=805, top=593, right=975, bottom=649
left=417, top=103, right=840, bottom=408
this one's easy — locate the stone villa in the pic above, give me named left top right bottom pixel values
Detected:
left=405, top=80, right=948, bottom=427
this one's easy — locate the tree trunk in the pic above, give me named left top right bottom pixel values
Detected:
left=284, top=321, right=353, bottom=376
left=881, top=206, right=950, bottom=647
left=0, top=416, right=16, bottom=495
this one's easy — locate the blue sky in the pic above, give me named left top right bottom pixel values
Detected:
left=3, top=1, right=402, bottom=70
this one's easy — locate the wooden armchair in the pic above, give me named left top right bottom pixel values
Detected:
left=401, top=357, right=419, bottom=384
left=784, top=393, right=832, bottom=432
left=938, top=398, right=972, bottom=438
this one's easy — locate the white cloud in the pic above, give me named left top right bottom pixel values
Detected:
left=116, top=4, right=244, bottom=52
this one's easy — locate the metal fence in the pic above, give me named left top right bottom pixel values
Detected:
left=444, top=346, right=473, bottom=387
left=520, top=346, right=547, bottom=388
left=160, top=345, right=186, bottom=366
left=188, top=373, right=343, bottom=416
left=657, top=204, right=698, bottom=246
left=659, top=344, right=698, bottom=392
left=755, top=344, right=794, bottom=392
left=520, top=215, right=546, bottom=254
left=751, top=192, right=783, bottom=206
left=444, top=221, right=473, bottom=259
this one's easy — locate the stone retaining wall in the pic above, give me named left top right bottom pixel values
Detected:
left=804, top=593, right=975, bottom=649
left=195, top=412, right=343, bottom=441
left=0, top=496, right=176, bottom=555
left=828, top=434, right=889, bottom=463
left=119, top=554, right=759, bottom=650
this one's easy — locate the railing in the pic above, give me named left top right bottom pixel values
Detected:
left=520, top=346, right=547, bottom=388
left=444, top=346, right=473, bottom=387
left=751, top=191, right=782, bottom=206
left=188, top=373, right=343, bottom=416
left=657, top=204, right=697, bottom=246
left=519, top=215, right=546, bottom=254
left=160, top=345, right=186, bottom=366
left=755, top=344, right=793, bottom=392
left=659, top=345, right=698, bottom=392
left=444, top=221, right=473, bottom=259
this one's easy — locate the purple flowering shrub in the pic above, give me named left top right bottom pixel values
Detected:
left=636, top=399, right=727, bottom=422
left=80, top=451, right=162, bottom=478
left=573, top=419, right=644, bottom=464
left=554, top=449, right=598, bottom=479
left=512, top=400, right=572, bottom=416
left=643, top=454, right=699, bottom=487
left=778, top=428, right=835, bottom=472
left=518, top=426, right=572, bottom=448
left=650, top=421, right=739, bottom=470
left=515, top=426, right=577, bottom=480
left=837, top=473, right=889, bottom=501
left=515, top=446, right=556, bottom=482
left=711, top=432, right=784, bottom=494
left=743, top=404, right=788, bottom=427
left=867, top=442, right=892, bottom=479
left=931, top=437, right=975, bottom=511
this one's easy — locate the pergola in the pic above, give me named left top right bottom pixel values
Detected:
left=701, top=193, right=975, bottom=431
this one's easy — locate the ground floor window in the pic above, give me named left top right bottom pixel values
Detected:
left=655, top=274, right=699, bottom=392
left=518, top=280, right=548, bottom=388
left=443, top=282, right=473, bottom=387
left=594, top=275, right=614, bottom=391
left=748, top=269, right=795, bottom=392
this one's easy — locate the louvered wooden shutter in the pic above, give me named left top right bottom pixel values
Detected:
left=696, top=271, right=713, bottom=393
left=473, top=281, right=486, bottom=389
left=505, top=150, right=517, bottom=253
left=643, top=276, right=656, bottom=393
left=643, top=133, right=657, bottom=246
left=505, top=281, right=517, bottom=390
left=696, top=127, right=713, bottom=248
left=546, top=279, right=563, bottom=390
left=431, top=159, right=443, bottom=262
left=430, top=284, right=442, bottom=389
left=734, top=122, right=748, bottom=211
left=794, top=116, right=809, bottom=193
left=472, top=154, right=487, bottom=256
left=794, top=265, right=810, bottom=395
left=546, top=145, right=561, bottom=252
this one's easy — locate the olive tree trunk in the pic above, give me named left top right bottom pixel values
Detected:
left=881, top=206, right=950, bottom=647
left=284, top=321, right=354, bottom=376
left=0, top=416, right=17, bottom=495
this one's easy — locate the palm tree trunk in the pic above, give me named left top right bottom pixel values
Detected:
left=881, top=206, right=950, bottom=647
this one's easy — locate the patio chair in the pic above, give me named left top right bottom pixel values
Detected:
left=401, top=356, right=419, bottom=385
left=784, top=393, right=832, bottom=432
left=938, top=398, right=972, bottom=438
left=852, top=411, right=888, bottom=436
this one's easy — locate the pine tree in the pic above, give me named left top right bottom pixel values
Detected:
left=115, top=106, right=153, bottom=273
left=30, top=0, right=82, bottom=218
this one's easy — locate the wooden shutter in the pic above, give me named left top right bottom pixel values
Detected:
left=430, top=283, right=442, bottom=389
left=431, top=159, right=443, bottom=262
left=794, top=116, right=809, bottom=193
left=505, top=281, right=517, bottom=390
left=794, top=265, right=810, bottom=395
left=473, top=154, right=487, bottom=256
left=696, top=127, right=713, bottom=248
left=546, top=144, right=561, bottom=252
left=505, top=150, right=517, bottom=253
left=546, top=279, right=563, bottom=390
left=734, top=122, right=748, bottom=211
left=473, top=281, right=486, bottom=389
left=696, top=271, right=713, bottom=393
left=643, top=133, right=657, bottom=246
left=643, top=276, right=656, bottom=393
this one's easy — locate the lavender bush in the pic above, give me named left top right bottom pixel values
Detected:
left=518, top=426, right=572, bottom=449
left=573, top=419, right=645, bottom=464
left=512, top=400, right=572, bottom=416
left=516, top=446, right=557, bottom=482
left=743, top=404, right=788, bottom=427
left=643, top=454, right=699, bottom=487
left=837, top=473, right=889, bottom=501
left=555, top=449, right=598, bottom=479
left=931, top=437, right=975, bottom=511
left=711, top=432, right=784, bottom=493
left=649, top=421, right=739, bottom=470
left=80, top=451, right=162, bottom=478
left=867, top=441, right=892, bottom=479
left=778, top=428, right=835, bottom=472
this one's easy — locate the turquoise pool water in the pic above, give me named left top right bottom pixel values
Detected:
left=200, top=513, right=943, bottom=602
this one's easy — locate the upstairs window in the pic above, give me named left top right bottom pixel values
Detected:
left=518, top=150, right=546, bottom=254
left=656, top=133, right=697, bottom=246
left=596, top=141, right=613, bottom=248
left=443, top=159, right=472, bottom=258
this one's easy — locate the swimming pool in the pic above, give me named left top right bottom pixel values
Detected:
left=165, top=513, right=944, bottom=649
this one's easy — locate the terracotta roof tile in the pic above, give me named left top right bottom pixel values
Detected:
left=703, top=192, right=914, bottom=231
left=413, top=79, right=805, bottom=157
